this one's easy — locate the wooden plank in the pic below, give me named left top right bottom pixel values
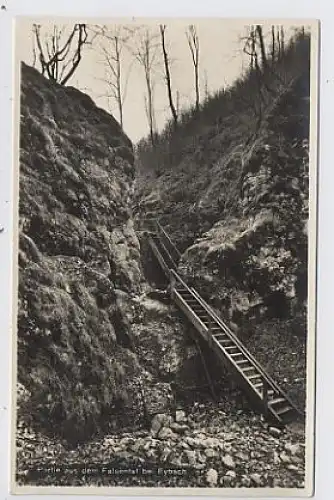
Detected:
left=173, top=289, right=210, bottom=342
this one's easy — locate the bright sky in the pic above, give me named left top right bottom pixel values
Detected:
left=15, top=18, right=302, bottom=143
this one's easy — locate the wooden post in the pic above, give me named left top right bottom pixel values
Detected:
left=170, top=270, right=176, bottom=300
left=207, top=315, right=213, bottom=348
left=262, top=377, right=268, bottom=418
left=194, top=337, right=217, bottom=402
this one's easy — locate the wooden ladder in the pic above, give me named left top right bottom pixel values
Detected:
left=146, top=223, right=303, bottom=426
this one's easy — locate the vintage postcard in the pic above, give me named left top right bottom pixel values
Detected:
left=11, top=17, right=318, bottom=495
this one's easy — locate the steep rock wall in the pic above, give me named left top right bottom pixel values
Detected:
left=17, top=64, right=143, bottom=443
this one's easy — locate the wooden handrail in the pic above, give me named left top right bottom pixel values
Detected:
left=151, top=233, right=177, bottom=271
left=170, top=269, right=195, bottom=297
left=156, top=220, right=182, bottom=260
left=148, top=235, right=170, bottom=277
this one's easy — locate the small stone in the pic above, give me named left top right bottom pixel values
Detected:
left=235, top=452, right=248, bottom=461
left=130, top=441, right=142, bottom=453
left=204, top=448, right=216, bottom=458
left=175, top=410, right=187, bottom=423
left=160, top=447, right=171, bottom=462
left=241, top=475, right=252, bottom=487
left=185, top=450, right=196, bottom=465
left=151, top=413, right=171, bottom=437
left=269, top=426, right=282, bottom=438
left=285, top=443, right=303, bottom=456
left=170, top=422, right=189, bottom=434
left=287, top=464, right=299, bottom=473
left=291, top=455, right=303, bottom=465
left=250, top=473, right=262, bottom=486
left=194, top=463, right=205, bottom=470
left=221, top=475, right=232, bottom=486
left=158, top=427, right=178, bottom=440
left=206, top=468, right=218, bottom=486
left=225, top=470, right=237, bottom=479
left=222, top=454, right=236, bottom=469
left=185, top=437, right=196, bottom=447
left=280, top=451, right=291, bottom=464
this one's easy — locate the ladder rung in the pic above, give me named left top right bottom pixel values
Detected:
left=276, top=405, right=292, bottom=415
left=270, top=397, right=286, bottom=406
left=248, top=374, right=261, bottom=380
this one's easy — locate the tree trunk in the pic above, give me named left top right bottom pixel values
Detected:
left=256, top=25, right=268, bottom=70
left=271, top=25, right=276, bottom=63
left=195, top=63, right=200, bottom=112
left=160, top=25, right=178, bottom=127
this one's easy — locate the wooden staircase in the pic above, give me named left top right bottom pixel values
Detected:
left=146, top=220, right=303, bottom=426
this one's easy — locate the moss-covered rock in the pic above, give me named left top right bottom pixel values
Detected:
left=17, top=64, right=142, bottom=444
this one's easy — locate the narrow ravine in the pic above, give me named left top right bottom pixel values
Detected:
left=16, top=26, right=310, bottom=489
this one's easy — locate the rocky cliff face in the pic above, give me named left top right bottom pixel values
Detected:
left=17, top=63, right=144, bottom=443
left=181, top=76, right=309, bottom=325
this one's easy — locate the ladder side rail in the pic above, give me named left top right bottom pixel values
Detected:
left=170, top=268, right=195, bottom=294
left=148, top=236, right=171, bottom=277
left=173, top=289, right=210, bottom=342
left=156, top=221, right=182, bottom=260
left=153, top=233, right=178, bottom=271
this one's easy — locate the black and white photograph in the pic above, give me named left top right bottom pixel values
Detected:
left=12, top=17, right=318, bottom=494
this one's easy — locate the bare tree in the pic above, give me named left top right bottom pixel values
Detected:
left=243, top=26, right=260, bottom=73
left=33, top=24, right=89, bottom=85
left=276, top=26, right=282, bottom=60
left=186, top=25, right=200, bottom=112
left=255, top=25, right=268, bottom=70
left=132, top=28, right=159, bottom=145
left=271, top=25, right=276, bottom=63
left=203, top=69, right=209, bottom=101
left=280, top=26, right=285, bottom=56
left=94, top=25, right=133, bottom=129
left=159, top=24, right=178, bottom=127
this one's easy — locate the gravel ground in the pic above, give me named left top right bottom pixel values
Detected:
left=16, top=403, right=306, bottom=489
